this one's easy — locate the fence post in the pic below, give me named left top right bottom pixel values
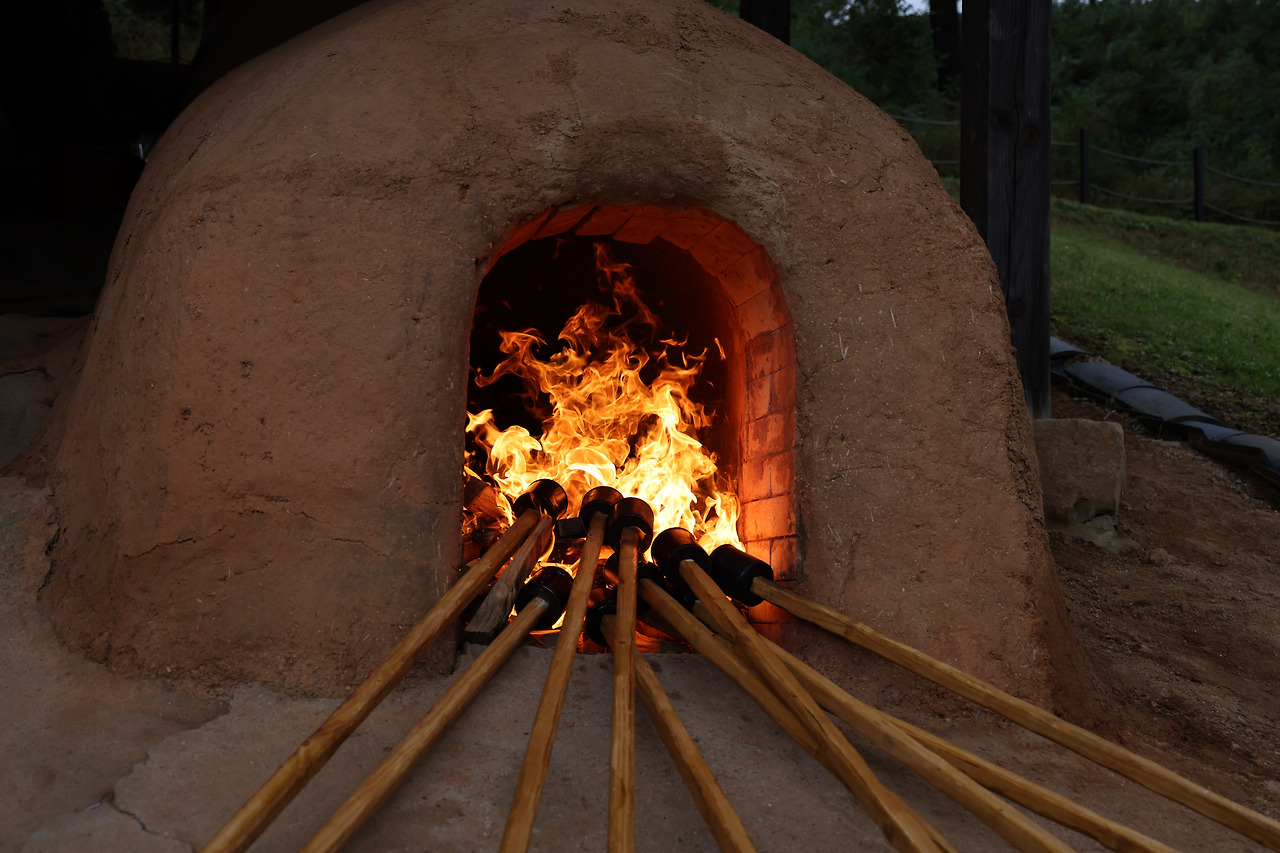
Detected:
left=1193, top=147, right=1205, bottom=222
left=1079, top=127, right=1091, bottom=204
left=739, top=0, right=791, bottom=44
left=171, top=0, right=181, bottom=65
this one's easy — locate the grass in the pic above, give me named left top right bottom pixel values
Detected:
left=1049, top=198, right=1280, bottom=436
left=1051, top=200, right=1280, bottom=300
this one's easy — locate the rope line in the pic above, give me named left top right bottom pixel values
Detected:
left=905, top=128, right=1280, bottom=226
left=1089, top=145, right=1191, bottom=167
left=1204, top=202, right=1280, bottom=226
left=1093, top=185, right=1192, bottom=205
left=887, top=114, right=959, bottom=126
left=1205, top=164, right=1280, bottom=188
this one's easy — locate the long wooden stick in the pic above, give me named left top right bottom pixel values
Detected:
left=682, top=603, right=1075, bottom=853
left=753, top=577, right=1280, bottom=851
left=463, top=515, right=554, bottom=644
left=632, top=576, right=958, bottom=853
left=600, top=614, right=757, bottom=853
left=764, top=638, right=1178, bottom=853
left=499, top=512, right=609, bottom=853
left=678, top=560, right=945, bottom=853
left=897, top=723, right=1177, bottom=853
left=609, top=527, right=640, bottom=853
left=200, top=509, right=542, bottom=853
left=300, top=597, right=550, bottom=853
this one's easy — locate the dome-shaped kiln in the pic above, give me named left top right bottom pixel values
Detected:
left=34, top=0, right=1075, bottom=700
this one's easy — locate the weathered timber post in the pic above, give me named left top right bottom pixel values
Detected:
left=961, top=0, right=1052, bottom=419
left=1079, top=127, right=1091, bottom=205
left=1194, top=147, right=1205, bottom=222
left=740, top=0, right=791, bottom=44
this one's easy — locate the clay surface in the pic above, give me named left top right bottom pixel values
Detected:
left=32, top=0, right=1065, bottom=698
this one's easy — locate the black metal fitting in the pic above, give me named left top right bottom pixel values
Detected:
left=514, top=565, right=574, bottom=630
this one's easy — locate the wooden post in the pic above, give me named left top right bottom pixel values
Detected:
left=1194, top=147, right=1205, bottom=222
left=1079, top=128, right=1091, bottom=205
left=961, top=0, right=1052, bottom=419
left=171, top=0, right=182, bottom=64
left=739, top=0, right=790, bottom=44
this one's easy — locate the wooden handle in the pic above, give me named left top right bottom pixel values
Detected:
left=200, top=509, right=542, bottom=853
left=775, top=647, right=1176, bottom=853
left=301, top=597, right=550, bottom=853
left=463, top=514, right=555, bottom=643
left=715, top=608, right=1076, bottom=851
left=683, top=601, right=1078, bottom=852
left=601, top=614, right=757, bottom=853
left=678, top=560, right=945, bottom=853
left=633, top=577, right=956, bottom=853
left=754, top=577, right=1280, bottom=851
left=500, top=511, right=610, bottom=853
left=607, top=528, right=640, bottom=853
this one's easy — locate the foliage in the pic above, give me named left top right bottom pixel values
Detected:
left=1052, top=0, right=1280, bottom=178
left=770, top=0, right=1280, bottom=224
left=790, top=0, right=940, bottom=112
left=103, top=0, right=204, bottom=64
left=1050, top=0, right=1280, bottom=224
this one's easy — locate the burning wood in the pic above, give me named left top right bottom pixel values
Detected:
left=464, top=243, right=740, bottom=555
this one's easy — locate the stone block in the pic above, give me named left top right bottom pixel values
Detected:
left=1034, top=418, right=1125, bottom=524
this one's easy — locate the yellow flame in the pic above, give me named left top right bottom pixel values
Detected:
left=466, top=244, right=741, bottom=552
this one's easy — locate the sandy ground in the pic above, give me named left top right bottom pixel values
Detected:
left=1, top=384, right=1277, bottom=851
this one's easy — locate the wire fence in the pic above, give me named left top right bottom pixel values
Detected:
left=889, top=114, right=1280, bottom=228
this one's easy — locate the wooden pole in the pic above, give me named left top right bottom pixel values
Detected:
left=463, top=514, right=554, bottom=644
left=738, top=0, right=790, bottom=44
left=771, top=644, right=1176, bottom=853
left=1194, top=147, right=1206, bottom=222
left=600, top=613, right=757, bottom=853
left=678, top=560, right=946, bottom=853
left=683, top=603, right=1075, bottom=853
left=765, top=634, right=1176, bottom=852
left=200, top=509, right=542, bottom=853
left=752, top=577, right=1280, bottom=851
left=301, top=597, right=550, bottom=853
left=499, top=512, right=610, bottom=853
left=961, top=0, right=1052, bottom=419
left=1079, top=127, right=1091, bottom=205
left=631, top=576, right=957, bottom=853
left=609, top=527, right=640, bottom=853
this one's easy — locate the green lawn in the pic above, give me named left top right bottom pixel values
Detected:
left=1049, top=200, right=1280, bottom=435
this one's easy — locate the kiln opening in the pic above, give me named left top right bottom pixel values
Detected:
left=464, top=205, right=798, bottom=644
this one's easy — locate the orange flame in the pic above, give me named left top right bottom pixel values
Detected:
left=466, top=244, right=742, bottom=552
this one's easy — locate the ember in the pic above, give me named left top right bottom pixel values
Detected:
left=464, top=243, right=743, bottom=554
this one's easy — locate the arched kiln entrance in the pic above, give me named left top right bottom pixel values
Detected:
left=468, top=205, right=796, bottom=642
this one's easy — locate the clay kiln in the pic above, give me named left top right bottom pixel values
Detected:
left=33, top=0, right=1072, bottom=702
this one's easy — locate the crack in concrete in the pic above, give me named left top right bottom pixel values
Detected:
left=108, top=801, right=190, bottom=849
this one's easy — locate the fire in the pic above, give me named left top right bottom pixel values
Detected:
left=466, top=244, right=742, bottom=552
